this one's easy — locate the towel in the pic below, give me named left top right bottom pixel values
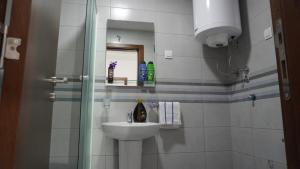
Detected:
left=159, top=102, right=166, bottom=124
left=159, top=101, right=181, bottom=126
left=166, top=102, right=173, bottom=124
left=172, top=102, right=181, bottom=125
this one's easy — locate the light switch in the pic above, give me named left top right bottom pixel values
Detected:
left=264, top=26, right=273, bottom=40
left=164, top=50, right=173, bottom=59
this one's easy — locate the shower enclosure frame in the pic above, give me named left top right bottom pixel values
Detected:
left=77, top=0, right=97, bottom=168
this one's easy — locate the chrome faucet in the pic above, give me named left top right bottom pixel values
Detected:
left=127, top=111, right=133, bottom=123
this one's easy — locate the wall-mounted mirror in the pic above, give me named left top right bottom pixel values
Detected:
left=105, top=19, right=155, bottom=87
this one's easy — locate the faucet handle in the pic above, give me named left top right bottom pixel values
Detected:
left=127, top=111, right=133, bottom=123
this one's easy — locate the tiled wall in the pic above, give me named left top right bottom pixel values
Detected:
left=107, top=29, right=155, bottom=61
left=49, top=0, right=287, bottom=169
left=229, top=0, right=287, bottom=169
left=92, top=0, right=232, bottom=169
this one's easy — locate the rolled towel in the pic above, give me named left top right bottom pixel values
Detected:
left=165, top=102, right=173, bottom=124
left=159, top=102, right=166, bottom=124
left=172, top=102, right=181, bottom=125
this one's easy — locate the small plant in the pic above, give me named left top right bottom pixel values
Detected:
left=109, top=61, right=117, bottom=69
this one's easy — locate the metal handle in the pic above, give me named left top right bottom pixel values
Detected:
left=49, top=92, right=56, bottom=102
left=79, top=75, right=89, bottom=81
left=274, top=18, right=291, bottom=100
left=45, top=76, right=68, bottom=85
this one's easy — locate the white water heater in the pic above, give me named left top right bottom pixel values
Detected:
left=193, top=0, right=242, bottom=48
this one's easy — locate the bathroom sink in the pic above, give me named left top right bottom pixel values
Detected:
left=102, top=122, right=160, bottom=140
left=102, top=122, right=160, bottom=169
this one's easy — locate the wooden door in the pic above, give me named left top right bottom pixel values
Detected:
left=0, top=0, right=61, bottom=169
left=270, top=0, right=300, bottom=168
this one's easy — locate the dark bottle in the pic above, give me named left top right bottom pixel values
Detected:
left=107, top=67, right=114, bottom=83
left=133, top=99, right=147, bottom=122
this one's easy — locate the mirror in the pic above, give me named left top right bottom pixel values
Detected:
left=105, top=20, right=155, bottom=87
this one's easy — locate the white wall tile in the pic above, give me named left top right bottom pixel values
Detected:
left=96, top=29, right=107, bottom=51
left=246, top=0, right=269, bottom=20
left=253, top=129, right=286, bottom=163
left=156, top=128, right=205, bottom=153
left=205, top=127, right=231, bottom=151
left=206, top=151, right=233, bottom=169
left=56, top=50, right=84, bottom=75
left=230, top=101, right=252, bottom=127
left=252, top=97, right=283, bottom=130
left=60, top=3, right=86, bottom=27
left=96, top=0, right=111, bottom=7
left=201, top=56, right=230, bottom=83
left=232, top=152, right=254, bottom=169
left=97, top=6, right=111, bottom=29
left=155, top=56, right=203, bottom=80
left=111, top=0, right=156, bottom=11
left=92, top=129, right=106, bottom=156
left=247, top=39, right=276, bottom=73
left=181, top=103, right=203, bottom=128
left=158, top=153, right=205, bottom=169
left=203, top=103, right=230, bottom=127
left=111, top=8, right=156, bottom=23
left=155, top=33, right=203, bottom=58
left=63, top=0, right=87, bottom=4
left=255, top=157, right=287, bottom=169
left=154, top=0, right=193, bottom=15
left=248, top=9, right=272, bottom=45
left=93, top=101, right=106, bottom=129
left=58, top=27, right=79, bottom=50
left=231, top=127, right=253, bottom=155
left=94, top=51, right=106, bottom=77
left=155, top=12, right=193, bottom=35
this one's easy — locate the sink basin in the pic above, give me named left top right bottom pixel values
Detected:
left=102, top=122, right=160, bottom=169
left=102, top=122, right=160, bottom=140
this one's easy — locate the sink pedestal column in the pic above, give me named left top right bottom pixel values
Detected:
left=119, top=140, right=142, bottom=169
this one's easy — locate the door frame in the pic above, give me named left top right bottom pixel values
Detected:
left=0, top=0, right=32, bottom=168
left=269, top=0, right=300, bottom=168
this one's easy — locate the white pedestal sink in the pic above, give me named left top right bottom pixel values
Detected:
left=102, top=122, right=160, bottom=169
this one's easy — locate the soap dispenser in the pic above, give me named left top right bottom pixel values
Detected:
left=133, top=99, right=147, bottom=122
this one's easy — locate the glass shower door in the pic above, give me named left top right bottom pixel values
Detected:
left=78, top=0, right=97, bottom=168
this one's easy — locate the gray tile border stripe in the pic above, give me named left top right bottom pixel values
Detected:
left=55, top=66, right=280, bottom=103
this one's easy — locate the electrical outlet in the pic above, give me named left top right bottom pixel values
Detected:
left=164, top=50, right=173, bottom=59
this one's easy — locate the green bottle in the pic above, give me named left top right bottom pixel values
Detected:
left=147, top=61, right=155, bottom=82
left=133, top=99, right=147, bottom=122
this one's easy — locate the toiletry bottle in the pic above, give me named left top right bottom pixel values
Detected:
left=107, top=66, right=114, bottom=83
left=147, top=61, right=155, bottom=82
left=138, top=61, right=147, bottom=85
left=107, top=61, right=117, bottom=84
left=133, top=99, right=147, bottom=122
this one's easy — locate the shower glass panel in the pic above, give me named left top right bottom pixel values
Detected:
left=78, top=0, right=97, bottom=168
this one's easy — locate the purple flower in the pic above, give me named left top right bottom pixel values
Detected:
left=109, top=61, right=117, bottom=69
